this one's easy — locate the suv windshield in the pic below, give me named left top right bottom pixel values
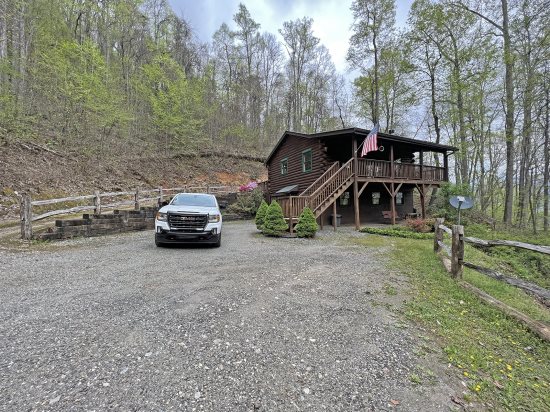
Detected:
left=170, top=194, right=217, bottom=207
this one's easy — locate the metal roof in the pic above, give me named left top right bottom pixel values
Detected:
left=274, top=184, right=299, bottom=195
left=265, top=128, right=458, bottom=164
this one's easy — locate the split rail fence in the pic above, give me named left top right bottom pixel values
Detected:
left=20, top=185, right=237, bottom=240
left=433, top=218, right=550, bottom=341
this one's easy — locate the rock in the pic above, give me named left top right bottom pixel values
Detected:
left=49, top=396, right=60, bottom=405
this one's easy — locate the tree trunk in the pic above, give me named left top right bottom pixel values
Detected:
left=544, top=85, right=550, bottom=231
left=502, top=0, right=515, bottom=225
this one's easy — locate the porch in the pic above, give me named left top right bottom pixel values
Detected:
left=276, top=155, right=443, bottom=232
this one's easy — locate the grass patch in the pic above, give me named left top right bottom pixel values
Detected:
left=383, top=283, right=398, bottom=296
left=353, top=234, right=550, bottom=411
left=409, top=373, right=422, bottom=385
left=464, top=224, right=550, bottom=289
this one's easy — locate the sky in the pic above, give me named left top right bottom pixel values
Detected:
left=168, top=0, right=414, bottom=73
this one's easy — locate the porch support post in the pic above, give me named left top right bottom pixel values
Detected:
left=353, top=138, right=360, bottom=230
left=419, top=150, right=424, bottom=180
left=443, top=153, right=449, bottom=181
left=332, top=200, right=337, bottom=231
left=390, top=144, right=395, bottom=179
left=319, top=210, right=323, bottom=230
left=421, top=184, right=426, bottom=219
left=289, top=196, right=294, bottom=235
left=391, top=182, right=396, bottom=225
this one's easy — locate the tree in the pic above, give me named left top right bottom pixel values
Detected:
left=295, top=207, right=318, bottom=238
left=279, top=17, right=320, bottom=131
left=451, top=0, right=516, bottom=225
left=262, top=200, right=288, bottom=236
left=348, top=0, right=396, bottom=125
left=255, top=199, right=268, bottom=230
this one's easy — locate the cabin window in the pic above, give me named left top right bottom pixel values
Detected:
left=372, top=192, right=380, bottom=205
left=280, top=158, right=288, bottom=175
left=396, top=192, right=404, bottom=205
left=340, top=192, right=350, bottom=206
left=301, top=149, right=312, bottom=173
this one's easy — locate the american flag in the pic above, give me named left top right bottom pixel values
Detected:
left=360, top=124, right=379, bottom=157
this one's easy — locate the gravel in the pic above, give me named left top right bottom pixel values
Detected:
left=0, top=221, right=462, bottom=411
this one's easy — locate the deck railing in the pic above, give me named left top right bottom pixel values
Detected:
left=357, top=159, right=445, bottom=181
left=277, top=157, right=446, bottom=222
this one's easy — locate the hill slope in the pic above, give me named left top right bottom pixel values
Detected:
left=0, top=142, right=266, bottom=220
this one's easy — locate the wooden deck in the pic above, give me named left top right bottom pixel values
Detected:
left=356, top=158, right=445, bottom=183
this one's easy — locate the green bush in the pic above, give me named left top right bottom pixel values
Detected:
left=360, top=227, right=433, bottom=239
left=226, top=188, right=264, bottom=217
left=428, top=182, right=471, bottom=221
left=262, top=200, right=288, bottom=236
left=255, top=200, right=268, bottom=230
left=295, top=207, right=318, bottom=238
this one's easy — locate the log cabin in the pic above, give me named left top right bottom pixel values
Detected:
left=265, top=128, right=458, bottom=231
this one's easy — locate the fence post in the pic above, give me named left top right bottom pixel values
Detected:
left=451, top=224, right=464, bottom=278
left=20, top=193, right=33, bottom=240
left=434, top=217, right=445, bottom=253
left=289, top=196, right=294, bottom=235
left=158, top=186, right=163, bottom=207
left=206, top=184, right=210, bottom=194
left=134, top=188, right=140, bottom=210
left=433, top=218, right=444, bottom=253
left=94, top=191, right=101, bottom=215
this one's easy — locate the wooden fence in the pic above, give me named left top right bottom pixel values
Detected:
left=433, top=218, right=550, bottom=341
left=20, top=185, right=237, bottom=240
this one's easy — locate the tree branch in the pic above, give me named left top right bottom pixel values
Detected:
left=450, top=2, right=504, bottom=33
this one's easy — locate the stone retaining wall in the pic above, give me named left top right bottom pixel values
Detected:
left=38, top=207, right=158, bottom=241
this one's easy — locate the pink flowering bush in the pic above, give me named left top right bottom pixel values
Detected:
left=239, top=181, right=258, bottom=192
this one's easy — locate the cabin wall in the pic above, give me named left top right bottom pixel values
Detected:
left=319, top=184, right=415, bottom=225
left=267, top=135, right=328, bottom=196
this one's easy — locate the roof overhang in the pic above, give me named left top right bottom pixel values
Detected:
left=274, top=184, right=300, bottom=196
left=265, top=128, right=458, bottom=165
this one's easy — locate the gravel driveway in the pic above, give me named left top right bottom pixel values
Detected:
left=1, top=221, right=461, bottom=411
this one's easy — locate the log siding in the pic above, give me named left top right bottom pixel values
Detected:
left=267, top=135, right=328, bottom=196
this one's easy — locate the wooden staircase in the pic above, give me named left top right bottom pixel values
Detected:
left=281, top=158, right=355, bottom=221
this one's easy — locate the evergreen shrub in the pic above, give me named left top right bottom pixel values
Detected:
left=295, top=207, right=318, bottom=238
left=255, top=199, right=268, bottom=230
left=262, top=200, right=288, bottom=236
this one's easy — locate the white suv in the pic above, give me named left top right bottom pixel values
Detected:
left=155, top=193, right=222, bottom=247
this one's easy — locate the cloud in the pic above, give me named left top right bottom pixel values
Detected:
left=169, top=0, right=412, bottom=73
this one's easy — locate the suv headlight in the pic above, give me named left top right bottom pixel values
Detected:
left=208, top=214, right=221, bottom=223
left=156, top=212, right=167, bottom=221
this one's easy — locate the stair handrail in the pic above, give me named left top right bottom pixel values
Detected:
left=299, top=161, right=340, bottom=196
left=308, top=158, right=354, bottom=200
left=287, top=158, right=355, bottom=219
left=308, top=158, right=354, bottom=213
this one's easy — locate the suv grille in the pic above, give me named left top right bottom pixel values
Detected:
left=168, top=213, right=208, bottom=231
